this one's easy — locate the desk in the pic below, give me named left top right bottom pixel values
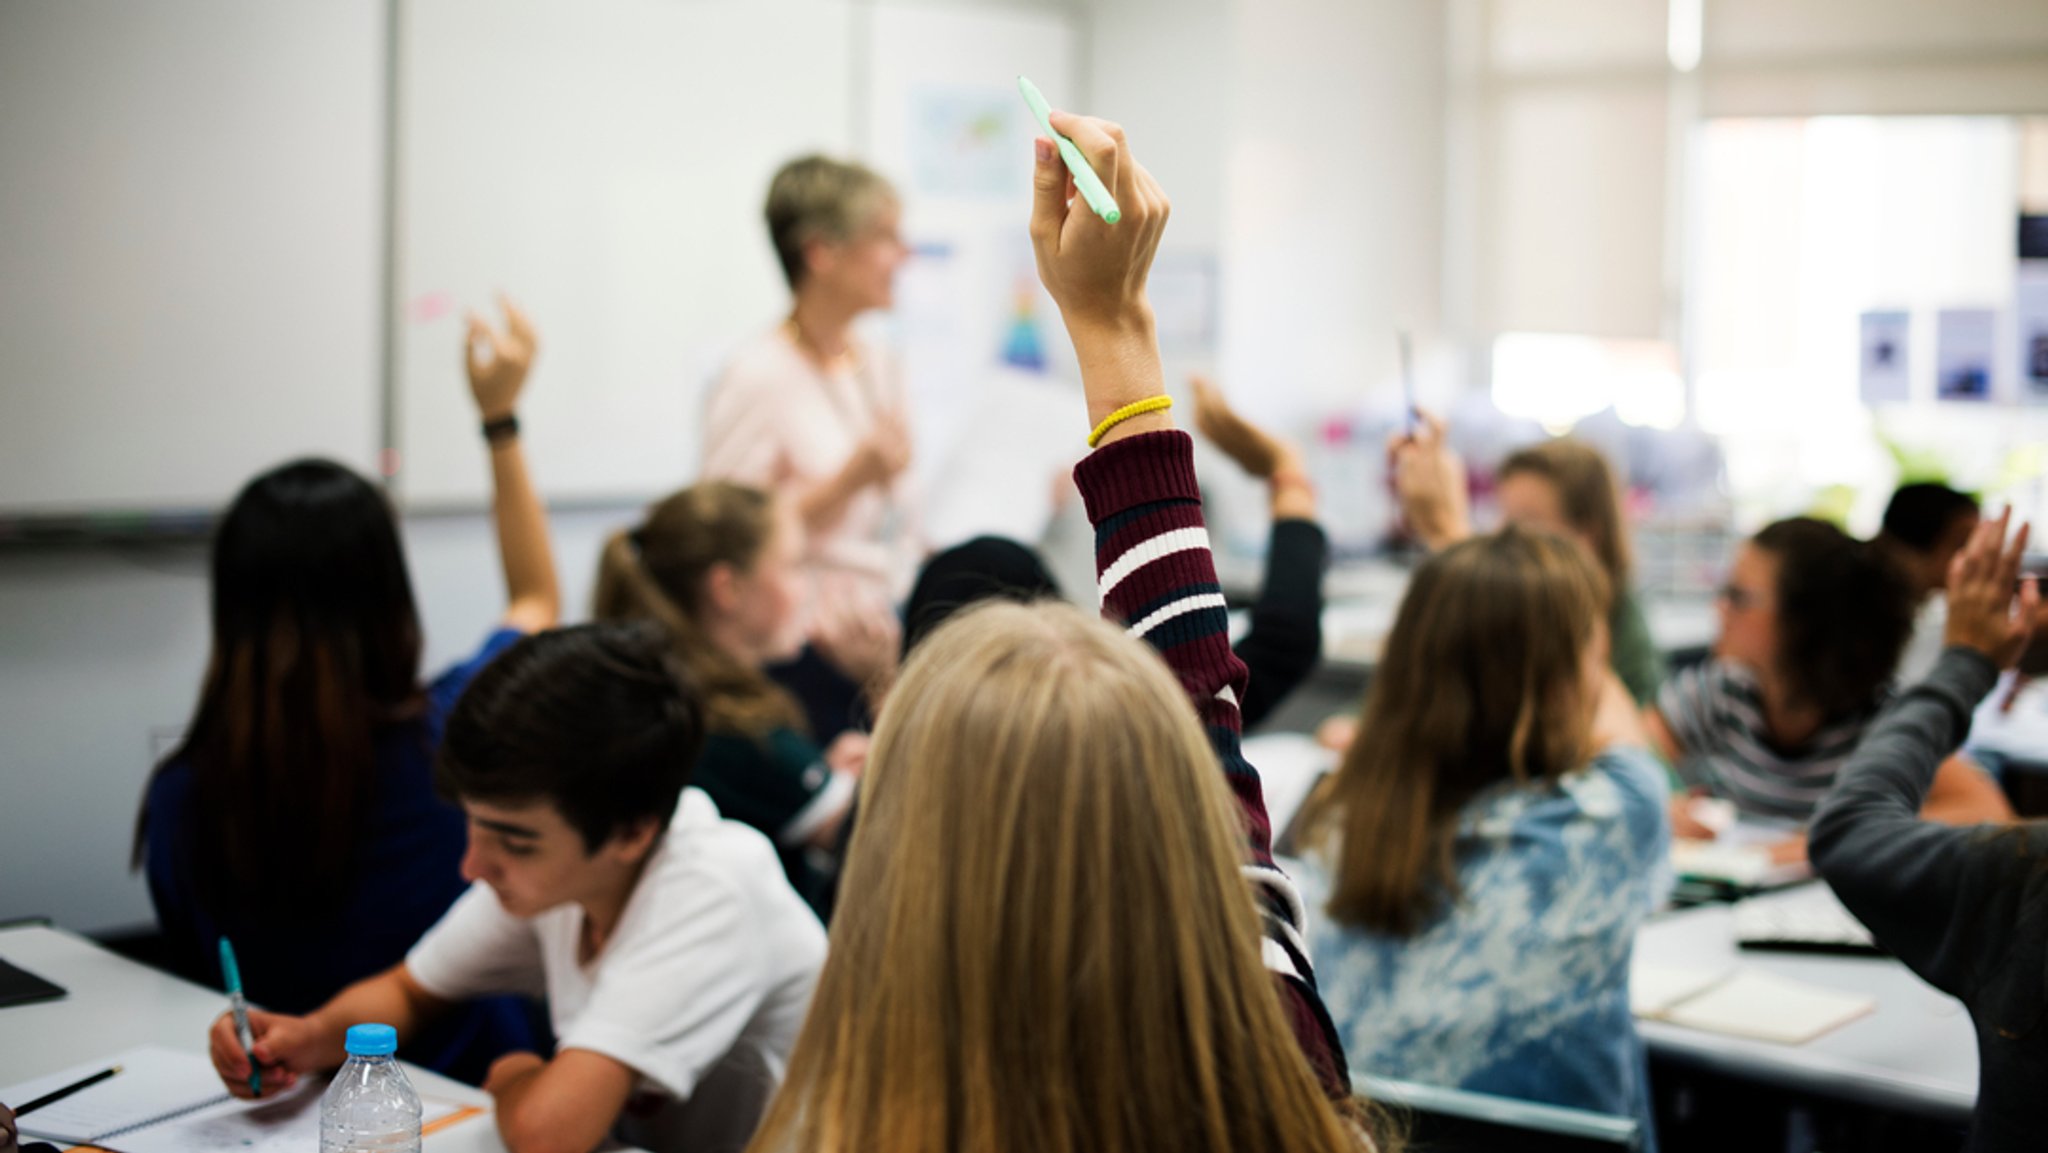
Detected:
left=1633, top=894, right=1977, bottom=1124
left=0, top=924, right=515, bottom=1152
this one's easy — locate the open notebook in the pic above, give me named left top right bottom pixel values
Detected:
left=1632, top=964, right=1876, bottom=1045
left=3, top=1045, right=477, bottom=1152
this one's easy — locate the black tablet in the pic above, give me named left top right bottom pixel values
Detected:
left=0, top=955, right=66, bottom=1009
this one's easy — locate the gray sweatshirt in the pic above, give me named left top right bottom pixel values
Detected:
left=1810, top=647, right=2048, bottom=1153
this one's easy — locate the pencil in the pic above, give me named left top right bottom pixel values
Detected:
left=15, top=1065, right=122, bottom=1117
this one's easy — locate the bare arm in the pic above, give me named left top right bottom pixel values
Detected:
left=207, top=965, right=449, bottom=1098
left=465, top=299, right=560, bottom=634
left=482, top=1050, right=638, bottom=1153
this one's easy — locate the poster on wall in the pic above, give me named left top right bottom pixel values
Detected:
left=2019, top=273, right=2048, bottom=401
left=1935, top=308, right=1997, bottom=402
left=1858, top=310, right=1911, bottom=405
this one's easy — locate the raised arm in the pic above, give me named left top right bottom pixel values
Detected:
left=1811, top=511, right=2041, bottom=995
left=465, top=298, right=560, bottom=634
left=1032, top=110, right=1349, bottom=1098
left=1191, top=375, right=1327, bottom=729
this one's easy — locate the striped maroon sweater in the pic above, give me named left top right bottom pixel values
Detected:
left=1073, top=429, right=1351, bottom=1100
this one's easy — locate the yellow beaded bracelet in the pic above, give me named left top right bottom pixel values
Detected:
left=1087, top=396, right=1175, bottom=448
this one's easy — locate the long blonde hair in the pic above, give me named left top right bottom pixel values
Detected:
left=747, top=602, right=1378, bottom=1153
left=592, top=483, right=805, bottom=737
left=1301, top=528, right=1607, bottom=936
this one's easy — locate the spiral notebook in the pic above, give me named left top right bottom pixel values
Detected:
left=3, top=1045, right=475, bottom=1151
left=5, top=1046, right=230, bottom=1145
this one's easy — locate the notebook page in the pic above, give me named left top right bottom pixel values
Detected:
left=1659, top=968, right=1876, bottom=1044
left=6, top=1047, right=226, bottom=1144
left=112, top=1085, right=469, bottom=1153
left=1630, top=963, right=1733, bottom=1017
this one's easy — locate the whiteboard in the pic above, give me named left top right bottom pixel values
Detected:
left=394, top=0, right=856, bottom=507
left=0, top=0, right=384, bottom=516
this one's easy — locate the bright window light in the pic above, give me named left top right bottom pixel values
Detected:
left=1667, top=0, right=1702, bottom=73
left=1492, top=333, right=1685, bottom=431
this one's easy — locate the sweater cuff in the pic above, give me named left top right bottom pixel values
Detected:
left=1073, top=430, right=1200, bottom=524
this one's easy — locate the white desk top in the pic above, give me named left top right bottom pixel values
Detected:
left=0, top=924, right=513, bottom=1151
left=1633, top=890, right=1977, bottom=1123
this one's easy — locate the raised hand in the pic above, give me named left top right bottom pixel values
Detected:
left=1943, top=508, right=2038, bottom=669
left=1387, top=408, right=1470, bottom=551
left=1192, top=374, right=1288, bottom=479
left=1027, top=110, right=1172, bottom=441
left=464, top=296, right=539, bottom=422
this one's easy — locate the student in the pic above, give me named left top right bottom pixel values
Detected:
left=592, top=483, right=891, bottom=914
left=1293, top=529, right=1668, bottom=1128
left=1648, top=517, right=2012, bottom=851
left=742, top=113, right=1378, bottom=1153
left=1810, top=510, right=2039, bottom=1153
left=702, top=155, right=921, bottom=740
left=890, top=381, right=1328, bottom=731
left=1191, top=374, right=1329, bottom=728
left=206, top=624, right=827, bottom=1153
left=1877, top=482, right=1980, bottom=685
left=135, top=302, right=555, bottom=1069
left=1389, top=413, right=1664, bottom=703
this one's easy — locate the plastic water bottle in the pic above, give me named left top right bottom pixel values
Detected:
left=319, top=1024, right=422, bottom=1153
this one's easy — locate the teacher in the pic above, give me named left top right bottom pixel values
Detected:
left=701, top=155, right=921, bottom=738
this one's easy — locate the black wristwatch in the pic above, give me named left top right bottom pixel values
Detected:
left=482, top=413, right=520, bottom=445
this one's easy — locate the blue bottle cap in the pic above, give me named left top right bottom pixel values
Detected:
left=344, top=1023, right=399, bottom=1056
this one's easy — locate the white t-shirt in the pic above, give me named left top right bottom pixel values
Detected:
left=406, top=789, right=827, bottom=1153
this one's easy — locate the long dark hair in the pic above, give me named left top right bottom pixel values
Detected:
left=134, top=460, right=424, bottom=917
left=1753, top=517, right=1915, bottom=720
left=1302, top=528, right=1609, bottom=936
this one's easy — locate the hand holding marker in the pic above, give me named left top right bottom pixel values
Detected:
left=1018, top=76, right=1120, bottom=225
left=219, top=938, right=260, bottom=1098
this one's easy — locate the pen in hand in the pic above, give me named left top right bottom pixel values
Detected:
left=219, top=939, right=260, bottom=1098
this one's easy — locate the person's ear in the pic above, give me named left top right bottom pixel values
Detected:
left=802, top=236, right=838, bottom=282
left=704, top=562, right=741, bottom=616
left=608, top=817, right=662, bottom=866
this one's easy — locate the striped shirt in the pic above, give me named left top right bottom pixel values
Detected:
left=1657, top=660, right=1890, bottom=823
left=1073, top=429, right=1351, bottom=1100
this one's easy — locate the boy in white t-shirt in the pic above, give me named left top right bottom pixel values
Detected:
left=205, top=623, right=828, bottom=1153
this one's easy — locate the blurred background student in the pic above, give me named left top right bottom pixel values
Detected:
left=1649, top=517, right=2013, bottom=858
left=132, top=302, right=557, bottom=1077
left=1876, top=483, right=1981, bottom=684
left=701, top=155, right=922, bottom=741
left=593, top=482, right=890, bottom=917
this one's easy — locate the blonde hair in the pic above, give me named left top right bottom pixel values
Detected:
left=765, top=154, right=898, bottom=290
left=747, top=601, right=1379, bottom=1153
left=1499, top=438, right=1634, bottom=590
left=592, top=483, right=805, bottom=737
left=1302, top=529, right=1608, bottom=936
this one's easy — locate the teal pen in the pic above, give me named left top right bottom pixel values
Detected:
left=219, top=938, right=261, bottom=1098
left=1016, top=76, right=1120, bottom=225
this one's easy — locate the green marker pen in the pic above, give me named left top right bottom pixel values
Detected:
left=1017, top=76, right=1120, bottom=225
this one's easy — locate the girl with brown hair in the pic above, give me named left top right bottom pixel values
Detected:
left=593, top=482, right=893, bottom=915
left=1389, top=414, right=1664, bottom=703
left=744, top=112, right=1380, bottom=1153
left=1294, top=527, right=1668, bottom=1129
